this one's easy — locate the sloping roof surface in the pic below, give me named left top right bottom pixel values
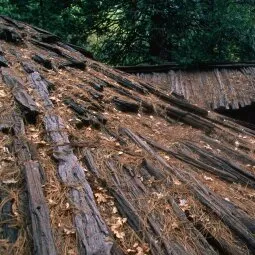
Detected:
left=1, top=16, right=255, bottom=255
left=118, top=64, right=255, bottom=110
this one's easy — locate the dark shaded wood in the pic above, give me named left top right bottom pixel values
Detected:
left=30, top=39, right=62, bottom=55
left=139, top=80, right=209, bottom=117
left=0, top=15, right=24, bottom=29
left=0, top=192, right=19, bottom=243
left=163, top=104, right=214, bottom=132
left=203, top=136, right=255, bottom=166
left=10, top=111, right=56, bottom=255
left=58, top=60, right=86, bottom=70
left=64, top=97, right=107, bottom=128
left=32, top=54, right=53, bottom=69
left=89, top=69, right=213, bottom=131
left=190, top=220, right=244, bottom=255
left=138, top=162, right=218, bottom=254
left=140, top=134, right=255, bottom=188
left=91, top=63, right=148, bottom=94
left=32, top=33, right=59, bottom=43
left=0, top=24, right=23, bottom=43
left=0, top=55, right=8, bottom=67
left=87, top=88, right=104, bottom=101
left=83, top=149, right=100, bottom=177
left=1, top=68, right=39, bottom=118
left=30, top=39, right=86, bottom=70
left=112, top=97, right=139, bottom=113
left=141, top=159, right=166, bottom=180
left=207, top=114, right=255, bottom=137
left=24, top=161, right=57, bottom=255
left=22, top=61, right=38, bottom=73
left=181, top=141, right=255, bottom=187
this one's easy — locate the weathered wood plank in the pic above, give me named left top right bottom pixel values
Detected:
left=112, top=97, right=139, bottom=113
left=0, top=192, right=19, bottom=243
left=1, top=68, right=39, bottom=115
left=24, top=161, right=57, bottom=255
left=32, top=54, right=54, bottom=69
left=0, top=24, right=23, bottom=43
left=0, top=15, right=24, bottom=29
left=30, top=39, right=86, bottom=70
left=26, top=68, right=115, bottom=255
left=44, top=114, right=113, bottom=255
left=121, top=128, right=255, bottom=253
left=0, top=55, right=8, bottom=67
left=11, top=111, right=56, bottom=255
left=84, top=151, right=190, bottom=255
left=91, top=63, right=148, bottom=94
left=1, top=65, right=56, bottom=254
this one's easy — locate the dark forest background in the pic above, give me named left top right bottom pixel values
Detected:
left=1, top=0, right=255, bottom=65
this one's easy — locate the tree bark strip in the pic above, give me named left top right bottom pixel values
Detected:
left=120, top=127, right=255, bottom=253
left=26, top=69, right=115, bottom=255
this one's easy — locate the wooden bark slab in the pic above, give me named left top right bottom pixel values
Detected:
left=0, top=24, right=23, bottom=43
left=32, top=54, right=54, bottom=69
left=0, top=55, right=8, bottom=67
left=91, top=63, right=148, bottom=94
left=121, top=127, right=255, bottom=253
left=30, top=39, right=86, bottom=70
left=1, top=68, right=39, bottom=115
left=11, top=112, right=56, bottom=255
left=83, top=151, right=188, bottom=255
left=0, top=192, right=19, bottom=243
left=24, top=161, right=57, bottom=255
left=0, top=15, right=24, bottom=29
left=1, top=66, right=56, bottom=254
left=26, top=69, right=115, bottom=254
left=140, top=134, right=255, bottom=187
left=44, top=114, right=113, bottom=255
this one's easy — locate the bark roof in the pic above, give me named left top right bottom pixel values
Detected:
left=1, top=16, right=255, bottom=255
left=118, top=64, right=255, bottom=111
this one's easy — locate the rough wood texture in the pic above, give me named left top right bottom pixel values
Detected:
left=84, top=151, right=191, bottom=255
left=0, top=24, right=23, bottom=43
left=121, top=128, right=255, bottom=253
left=45, top=114, right=113, bottom=255
left=2, top=17, right=255, bottom=255
left=1, top=65, right=56, bottom=254
left=32, top=54, right=53, bottom=69
left=3, top=112, right=56, bottom=254
left=140, top=134, right=255, bottom=187
left=112, top=97, right=139, bottom=113
left=27, top=70, right=114, bottom=255
left=1, top=67, right=39, bottom=115
left=24, top=161, right=57, bottom=255
left=30, top=39, right=86, bottom=70
left=0, top=192, right=19, bottom=243
left=128, top=65, right=255, bottom=111
left=0, top=55, right=8, bottom=67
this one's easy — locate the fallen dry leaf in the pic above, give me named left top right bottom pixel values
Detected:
left=3, top=178, right=18, bottom=184
left=204, top=175, right=213, bottom=181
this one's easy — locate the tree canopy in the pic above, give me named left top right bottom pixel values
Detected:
left=1, top=0, right=255, bottom=65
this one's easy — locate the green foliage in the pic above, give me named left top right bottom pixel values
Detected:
left=0, top=0, right=254, bottom=65
left=0, top=0, right=17, bottom=15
